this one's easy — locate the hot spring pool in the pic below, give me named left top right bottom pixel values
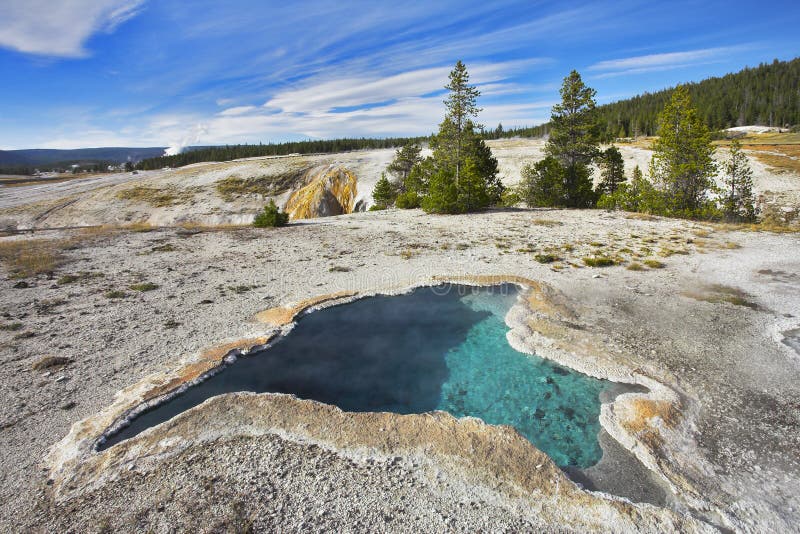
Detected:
left=100, top=284, right=613, bottom=467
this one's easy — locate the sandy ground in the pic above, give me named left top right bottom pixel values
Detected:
left=0, top=207, right=798, bottom=532
left=1, top=138, right=799, bottom=531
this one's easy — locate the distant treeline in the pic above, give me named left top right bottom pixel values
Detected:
left=0, top=160, right=115, bottom=176
left=135, top=137, right=428, bottom=170
left=595, top=57, right=800, bottom=138
left=481, top=123, right=550, bottom=139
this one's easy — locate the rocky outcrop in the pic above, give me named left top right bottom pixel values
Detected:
left=254, top=291, right=358, bottom=327
left=284, top=166, right=357, bottom=220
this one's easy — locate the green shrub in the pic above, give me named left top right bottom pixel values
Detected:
left=534, top=253, right=558, bottom=263
left=253, top=200, right=289, bottom=227
left=130, top=282, right=159, bottom=292
left=500, top=188, right=521, bottom=207
left=583, top=256, right=615, bottom=267
left=395, top=190, right=421, bottom=209
left=372, top=173, right=398, bottom=209
left=421, top=168, right=462, bottom=214
left=519, top=157, right=565, bottom=207
left=643, top=259, right=666, bottom=268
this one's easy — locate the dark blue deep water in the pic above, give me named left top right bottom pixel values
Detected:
left=100, top=284, right=611, bottom=467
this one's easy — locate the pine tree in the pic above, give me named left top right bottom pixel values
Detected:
left=721, top=139, right=757, bottom=222
left=421, top=62, right=501, bottom=214
left=625, top=165, right=661, bottom=212
left=545, top=70, right=599, bottom=207
left=372, top=173, right=397, bottom=209
left=465, top=133, right=503, bottom=205
left=422, top=166, right=460, bottom=214
left=650, top=86, right=717, bottom=218
left=387, top=142, right=423, bottom=188
left=628, top=165, right=645, bottom=209
left=597, top=146, right=625, bottom=195
left=519, top=157, right=565, bottom=207
left=597, top=164, right=661, bottom=213
left=443, top=60, right=481, bottom=185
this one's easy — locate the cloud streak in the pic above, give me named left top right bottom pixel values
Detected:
left=1, top=0, right=789, bottom=150
left=175, top=62, right=550, bottom=145
left=36, top=60, right=552, bottom=149
left=587, top=46, right=747, bottom=77
left=0, top=0, right=145, bottom=57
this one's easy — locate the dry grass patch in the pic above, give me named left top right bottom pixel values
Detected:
left=78, top=225, right=119, bottom=238
left=626, top=262, right=645, bottom=271
left=116, top=186, right=195, bottom=207
left=530, top=218, right=563, bottom=227
left=32, top=355, right=72, bottom=371
left=711, top=214, right=800, bottom=234
left=643, top=259, right=666, bottom=269
left=129, top=282, right=159, bottom=292
left=658, top=247, right=689, bottom=257
left=583, top=255, right=616, bottom=267
left=0, top=239, right=65, bottom=278
left=684, top=284, right=760, bottom=310
left=534, top=253, right=559, bottom=264
left=57, top=271, right=104, bottom=285
left=216, top=170, right=307, bottom=202
left=719, top=132, right=800, bottom=145
left=616, top=136, right=656, bottom=149
left=743, top=144, right=800, bottom=174
left=692, top=228, right=713, bottom=238
left=625, top=213, right=658, bottom=221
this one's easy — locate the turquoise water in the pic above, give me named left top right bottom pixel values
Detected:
left=101, top=284, right=610, bottom=467
left=439, top=291, right=607, bottom=467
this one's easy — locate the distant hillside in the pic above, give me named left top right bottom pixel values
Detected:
left=0, top=147, right=167, bottom=174
left=134, top=137, right=426, bottom=171
left=595, top=57, right=800, bottom=138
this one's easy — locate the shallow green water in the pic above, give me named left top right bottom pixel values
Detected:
left=101, top=284, right=610, bottom=467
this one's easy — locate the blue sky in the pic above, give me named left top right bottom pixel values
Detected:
left=0, top=0, right=798, bottom=150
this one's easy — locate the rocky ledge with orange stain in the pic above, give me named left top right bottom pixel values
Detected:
left=284, top=165, right=358, bottom=220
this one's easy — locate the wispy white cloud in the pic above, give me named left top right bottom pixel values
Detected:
left=587, top=46, right=748, bottom=77
left=218, top=106, right=257, bottom=117
left=0, top=0, right=145, bottom=57
left=5, top=1, right=772, bottom=150
left=263, top=60, right=540, bottom=115
left=37, top=61, right=552, bottom=148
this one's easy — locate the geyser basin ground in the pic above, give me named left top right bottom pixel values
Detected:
left=102, top=283, right=613, bottom=468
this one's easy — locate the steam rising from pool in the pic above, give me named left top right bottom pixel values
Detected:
left=100, top=284, right=611, bottom=467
